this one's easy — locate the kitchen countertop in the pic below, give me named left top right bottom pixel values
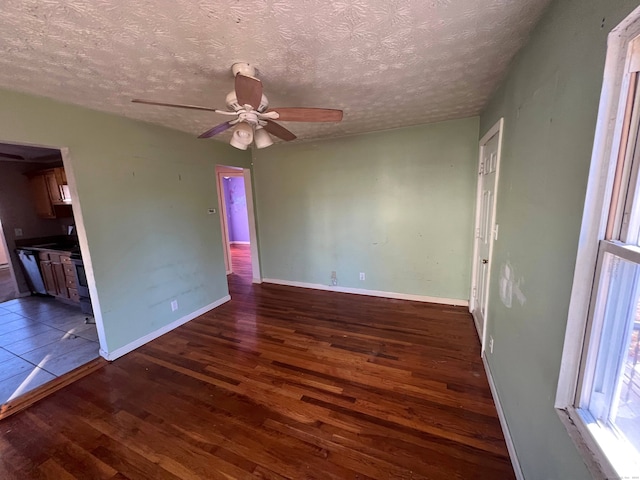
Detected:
left=15, top=236, right=80, bottom=255
left=21, top=245, right=80, bottom=254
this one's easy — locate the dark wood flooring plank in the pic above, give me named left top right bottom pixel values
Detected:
left=0, top=245, right=515, bottom=479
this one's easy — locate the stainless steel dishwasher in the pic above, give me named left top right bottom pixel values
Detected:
left=16, top=248, right=47, bottom=295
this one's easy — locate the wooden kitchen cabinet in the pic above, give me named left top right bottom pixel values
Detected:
left=38, top=251, right=77, bottom=302
left=26, top=167, right=73, bottom=219
left=40, top=259, right=57, bottom=296
left=29, top=174, right=56, bottom=219
left=52, top=264, right=69, bottom=299
left=61, top=255, right=77, bottom=302
left=45, top=170, right=64, bottom=205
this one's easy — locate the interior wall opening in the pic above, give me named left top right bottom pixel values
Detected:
left=215, top=164, right=261, bottom=287
left=0, top=141, right=100, bottom=412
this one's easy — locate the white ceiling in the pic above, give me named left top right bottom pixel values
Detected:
left=0, top=0, right=551, bottom=143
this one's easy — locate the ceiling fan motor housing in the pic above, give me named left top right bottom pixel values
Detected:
left=238, top=111, right=259, bottom=126
left=225, top=91, right=268, bottom=113
left=231, top=62, right=257, bottom=78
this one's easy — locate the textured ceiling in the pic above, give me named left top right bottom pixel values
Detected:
left=0, top=0, right=551, bottom=143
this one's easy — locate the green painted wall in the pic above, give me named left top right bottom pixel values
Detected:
left=480, top=0, right=640, bottom=478
left=0, top=87, right=249, bottom=353
left=253, top=118, right=479, bottom=301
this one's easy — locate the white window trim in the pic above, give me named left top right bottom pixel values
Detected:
left=556, top=6, right=640, bottom=479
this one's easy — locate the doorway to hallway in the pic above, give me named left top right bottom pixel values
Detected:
left=215, top=165, right=261, bottom=284
left=224, top=174, right=251, bottom=263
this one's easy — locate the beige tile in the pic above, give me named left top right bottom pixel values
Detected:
left=0, top=367, right=55, bottom=404
left=75, top=326, right=99, bottom=343
left=21, top=336, right=95, bottom=365
left=38, top=341, right=99, bottom=377
left=0, top=311, right=27, bottom=324
left=39, top=313, right=88, bottom=331
left=0, top=322, right=57, bottom=347
left=3, top=328, right=67, bottom=356
left=0, top=347, right=17, bottom=363
left=0, top=354, right=35, bottom=382
left=0, top=316, right=37, bottom=332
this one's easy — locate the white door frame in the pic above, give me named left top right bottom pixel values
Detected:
left=0, top=220, right=21, bottom=300
left=60, top=146, right=109, bottom=355
left=470, top=118, right=504, bottom=355
left=215, top=165, right=261, bottom=282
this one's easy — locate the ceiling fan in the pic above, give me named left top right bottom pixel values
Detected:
left=132, top=63, right=343, bottom=150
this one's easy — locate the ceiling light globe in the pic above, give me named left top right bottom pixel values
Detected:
left=254, top=127, right=273, bottom=149
left=229, top=123, right=253, bottom=150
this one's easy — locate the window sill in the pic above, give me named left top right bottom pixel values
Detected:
left=557, top=407, right=640, bottom=480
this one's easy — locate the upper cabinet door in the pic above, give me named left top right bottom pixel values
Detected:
left=28, top=174, right=55, bottom=219
left=45, top=170, right=65, bottom=205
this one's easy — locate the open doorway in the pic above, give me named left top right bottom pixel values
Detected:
left=0, top=141, right=100, bottom=411
left=215, top=165, right=261, bottom=286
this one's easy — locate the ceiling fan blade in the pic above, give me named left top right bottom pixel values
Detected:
left=198, top=121, right=234, bottom=138
left=263, top=120, right=297, bottom=141
left=235, top=74, right=263, bottom=109
left=132, top=99, right=219, bottom=113
left=268, top=108, right=343, bottom=122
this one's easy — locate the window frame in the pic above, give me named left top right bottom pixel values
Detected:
left=556, top=6, right=640, bottom=480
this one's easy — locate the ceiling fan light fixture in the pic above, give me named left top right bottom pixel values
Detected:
left=229, top=139, right=249, bottom=150
left=225, top=91, right=240, bottom=111
left=133, top=62, right=343, bottom=145
left=254, top=127, right=273, bottom=149
left=230, top=122, right=253, bottom=150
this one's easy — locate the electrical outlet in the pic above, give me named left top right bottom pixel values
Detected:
left=489, top=336, right=494, bottom=354
left=331, top=271, right=337, bottom=286
left=208, top=208, right=216, bottom=214
left=171, top=300, right=178, bottom=312
left=14, top=228, right=23, bottom=237
left=359, top=272, right=366, bottom=281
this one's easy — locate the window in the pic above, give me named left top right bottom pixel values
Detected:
left=578, top=242, right=640, bottom=474
left=558, top=9, right=640, bottom=479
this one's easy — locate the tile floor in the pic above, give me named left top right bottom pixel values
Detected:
left=0, top=296, right=99, bottom=404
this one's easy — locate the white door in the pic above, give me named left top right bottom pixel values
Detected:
left=471, top=120, right=502, bottom=350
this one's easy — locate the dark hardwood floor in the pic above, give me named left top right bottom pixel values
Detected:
left=0, top=244, right=515, bottom=479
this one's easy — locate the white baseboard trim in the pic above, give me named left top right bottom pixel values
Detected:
left=262, top=278, right=468, bottom=307
left=482, top=356, right=524, bottom=480
left=230, top=241, right=250, bottom=245
left=99, top=295, right=231, bottom=361
left=252, top=278, right=262, bottom=284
